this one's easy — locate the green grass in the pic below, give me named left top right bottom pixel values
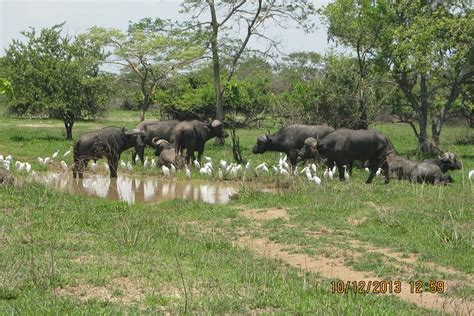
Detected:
left=0, top=109, right=472, bottom=314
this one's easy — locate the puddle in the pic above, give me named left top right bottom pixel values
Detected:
left=30, top=173, right=241, bottom=204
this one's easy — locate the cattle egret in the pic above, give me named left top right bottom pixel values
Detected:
left=3, top=161, right=10, bottom=171
left=311, top=163, right=317, bottom=173
left=151, top=159, right=157, bottom=169
left=170, top=164, right=176, bottom=175
left=185, top=165, right=191, bottom=179
left=52, top=150, right=59, bottom=159
left=60, top=160, right=68, bottom=171
left=343, top=165, right=350, bottom=180
left=365, top=167, right=370, bottom=173
left=63, top=147, right=72, bottom=157
left=162, top=165, right=171, bottom=177
left=120, top=160, right=127, bottom=170
left=143, top=157, right=149, bottom=169
left=5, top=155, right=12, bottom=161
left=219, top=160, right=228, bottom=170
left=323, top=168, right=329, bottom=178
left=43, top=157, right=51, bottom=166
left=37, top=157, right=44, bottom=165
left=218, top=168, right=224, bottom=180
left=90, top=161, right=97, bottom=173
left=200, top=166, right=212, bottom=176
left=305, top=170, right=312, bottom=180
left=204, top=161, right=213, bottom=171
left=376, top=168, right=383, bottom=177
left=245, top=161, right=252, bottom=173
left=332, top=163, right=337, bottom=175
left=25, top=163, right=32, bottom=173
left=280, top=167, right=290, bottom=176
left=193, top=159, right=200, bottom=170
left=272, top=165, right=279, bottom=173
left=261, top=165, right=269, bottom=173
left=204, top=156, right=212, bottom=163
left=0, top=155, right=4, bottom=162
left=328, top=168, right=334, bottom=180
left=127, top=162, right=133, bottom=172
left=256, top=162, right=266, bottom=170
left=282, top=161, right=290, bottom=171
left=301, top=166, right=310, bottom=174
left=469, top=170, right=474, bottom=180
left=15, top=161, right=21, bottom=169
left=311, top=175, right=321, bottom=185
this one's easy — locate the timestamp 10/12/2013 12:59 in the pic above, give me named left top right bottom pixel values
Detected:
left=331, top=280, right=445, bottom=294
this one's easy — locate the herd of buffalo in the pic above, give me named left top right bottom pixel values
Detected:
left=72, top=120, right=462, bottom=185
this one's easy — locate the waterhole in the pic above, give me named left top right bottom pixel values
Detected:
left=31, top=172, right=243, bottom=204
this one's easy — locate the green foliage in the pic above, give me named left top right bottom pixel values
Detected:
left=0, top=78, right=11, bottom=95
left=2, top=24, right=110, bottom=138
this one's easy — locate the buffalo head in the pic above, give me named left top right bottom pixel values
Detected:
left=252, top=135, right=271, bottom=154
left=123, top=128, right=145, bottom=148
left=440, top=152, right=462, bottom=171
left=152, top=137, right=172, bottom=156
left=298, top=137, right=319, bottom=160
left=208, top=120, right=229, bottom=139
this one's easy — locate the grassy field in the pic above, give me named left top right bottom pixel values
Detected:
left=0, top=110, right=473, bottom=314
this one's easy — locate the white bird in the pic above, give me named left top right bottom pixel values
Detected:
left=332, top=163, right=337, bottom=175
left=103, top=162, right=109, bottom=171
left=0, top=155, right=4, bottom=162
left=134, top=155, right=140, bottom=164
left=37, top=157, right=44, bottom=165
left=15, top=161, right=21, bottom=169
left=305, top=170, right=313, bottom=180
left=3, top=161, right=10, bottom=171
left=60, top=160, right=68, bottom=171
left=170, top=164, right=176, bottom=175
left=310, top=175, right=322, bottom=185
left=90, top=161, right=97, bottom=173
left=343, top=165, right=350, bottom=180
left=468, top=170, right=474, bottom=180
left=272, top=165, right=279, bottom=173
left=16, top=161, right=26, bottom=172
left=204, top=156, right=212, bottom=163
left=52, top=150, right=60, bottom=159
left=25, top=163, right=32, bottom=173
left=280, top=167, right=290, bottom=176
left=311, top=163, right=317, bottom=173
left=323, top=168, right=329, bottom=178
left=5, top=155, right=12, bottom=161
left=185, top=165, right=191, bottom=179
left=43, top=157, right=51, bottom=166
left=151, top=159, right=157, bottom=169
left=282, top=161, right=290, bottom=171
left=245, top=161, right=252, bottom=173
left=301, top=166, right=310, bottom=174
left=256, top=162, right=267, bottom=170
left=193, top=159, right=200, bottom=170
left=218, top=168, right=224, bottom=180
left=328, top=168, right=334, bottom=180
left=261, top=165, right=269, bottom=173
left=219, top=159, right=228, bottom=170
left=376, top=168, right=383, bottom=177
left=162, top=165, right=171, bottom=177
left=143, top=156, right=149, bottom=169
left=204, top=161, right=213, bottom=171
left=120, top=160, right=127, bottom=170
left=365, top=167, right=370, bottom=173
left=63, top=147, right=72, bottom=157
left=199, top=166, right=212, bottom=177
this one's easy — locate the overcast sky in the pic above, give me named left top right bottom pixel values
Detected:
left=0, top=0, right=333, bottom=57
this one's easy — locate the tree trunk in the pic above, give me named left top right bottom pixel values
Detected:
left=64, top=119, right=74, bottom=140
left=418, top=74, right=430, bottom=153
left=208, top=0, right=225, bottom=145
left=140, top=109, right=145, bottom=122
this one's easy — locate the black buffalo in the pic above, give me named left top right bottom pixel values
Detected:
left=132, top=120, right=179, bottom=164
left=298, top=129, right=393, bottom=183
left=171, top=120, right=228, bottom=163
left=387, top=154, right=418, bottom=180
left=252, top=125, right=335, bottom=167
left=410, top=152, right=461, bottom=185
left=73, top=127, right=144, bottom=178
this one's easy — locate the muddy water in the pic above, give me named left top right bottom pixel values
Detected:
left=32, top=172, right=241, bottom=204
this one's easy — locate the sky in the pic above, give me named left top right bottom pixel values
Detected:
left=0, top=0, right=333, bottom=58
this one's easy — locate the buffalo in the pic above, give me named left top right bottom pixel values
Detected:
left=151, top=138, right=185, bottom=168
left=132, top=120, right=179, bottom=164
left=410, top=152, right=461, bottom=185
left=298, top=129, right=393, bottom=183
left=252, top=125, right=335, bottom=167
left=73, top=127, right=145, bottom=178
left=387, top=154, right=418, bottom=180
left=171, top=120, right=228, bottom=163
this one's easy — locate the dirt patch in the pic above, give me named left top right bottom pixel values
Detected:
left=17, top=123, right=59, bottom=128
left=70, top=254, right=96, bottom=265
left=55, top=277, right=151, bottom=304
left=234, top=236, right=473, bottom=315
left=304, top=226, right=332, bottom=238
left=348, top=217, right=367, bottom=226
left=240, top=208, right=289, bottom=221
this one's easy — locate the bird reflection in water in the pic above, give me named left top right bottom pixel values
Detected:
left=32, top=173, right=237, bottom=205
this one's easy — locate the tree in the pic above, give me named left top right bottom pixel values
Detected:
left=2, top=24, right=110, bottom=139
left=0, top=78, right=11, bottom=95
left=86, top=18, right=205, bottom=121
left=181, top=0, right=316, bottom=143
left=322, top=0, right=473, bottom=152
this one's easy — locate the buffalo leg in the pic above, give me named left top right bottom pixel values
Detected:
left=337, top=164, right=345, bottom=181
left=381, top=159, right=390, bottom=184
left=108, top=157, right=119, bottom=178
left=288, top=151, right=298, bottom=170
left=74, top=158, right=88, bottom=179
left=366, top=161, right=377, bottom=183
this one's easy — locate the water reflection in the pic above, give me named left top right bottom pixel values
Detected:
left=32, top=173, right=238, bottom=204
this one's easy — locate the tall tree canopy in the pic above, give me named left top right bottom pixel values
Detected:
left=86, top=18, right=205, bottom=121
left=2, top=23, right=110, bottom=139
left=181, top=0, right=316, bottom=143
left=322, top=0, right=474, bottom=152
